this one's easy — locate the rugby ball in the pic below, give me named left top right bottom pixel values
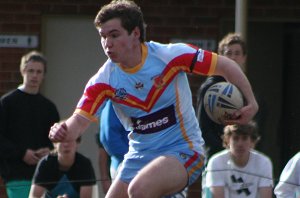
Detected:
left=203, top=82, right=244, bottom=124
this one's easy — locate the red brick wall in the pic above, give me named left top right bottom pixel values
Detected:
left=1, top=0, right=299, bottom=96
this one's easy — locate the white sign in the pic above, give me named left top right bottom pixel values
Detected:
left=0, top=35, right=38, bottom=48
left=171, top=38, right=216, bottom=51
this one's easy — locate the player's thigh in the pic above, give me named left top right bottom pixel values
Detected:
left=105, top=178, right=129, bottom=198
left=129, top=156, right=188, bottom=196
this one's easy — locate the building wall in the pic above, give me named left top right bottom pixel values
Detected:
left=1, top=0, right=300, bottom=101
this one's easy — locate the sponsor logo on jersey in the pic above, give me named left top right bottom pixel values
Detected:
left=131, top=105, right=176, bottom=134
left=114, top=88, right=127, bottom=100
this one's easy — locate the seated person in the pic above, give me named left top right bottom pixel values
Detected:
left=204, top=121, right=273, bottom=198
left=29, top=136, right=96, bottom=198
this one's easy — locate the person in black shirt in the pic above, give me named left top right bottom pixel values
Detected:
left=0, top=51, right=60, bottom=198
left=196, top=33, right=248, bottom=159
left=29, top=136, right=96, bottom=198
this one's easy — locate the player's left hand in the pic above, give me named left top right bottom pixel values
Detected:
left=224, top=102, right=258, bottom=125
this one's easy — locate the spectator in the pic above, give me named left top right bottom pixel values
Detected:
left=196, top=33, right=248, bottom=159
left=29, top=136, right=96, bottom=198
left=204, top=121, right=273, bottom=198
left=0, top=50, right=60, bottom=198
left=274, top=151, right=300, bottom=197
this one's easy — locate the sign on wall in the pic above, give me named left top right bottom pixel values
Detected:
left=0, top=35, right=38, bottom=48
left=171, top=38, right=216, bottom=51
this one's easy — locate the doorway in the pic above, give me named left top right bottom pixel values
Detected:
left=41, top=15, right=107, bottom=197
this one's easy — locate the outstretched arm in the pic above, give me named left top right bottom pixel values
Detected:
left=49, top=114, right=91, bottom=142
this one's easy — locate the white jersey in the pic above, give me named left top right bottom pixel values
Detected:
left=274, top=152, right=300, bottom=198
left=205, top=149, right=273, bottom=198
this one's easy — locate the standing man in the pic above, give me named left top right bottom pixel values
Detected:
left=0, top=51, right=60, bottom=198
left=49, top=1, right=258, bottom=197
left=197, top=33, right=267, bottom=160
left=196, top=33, right=249, bottom=159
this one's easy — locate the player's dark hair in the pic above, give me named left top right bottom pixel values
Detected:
left=94, top=0, right=146, bottom=42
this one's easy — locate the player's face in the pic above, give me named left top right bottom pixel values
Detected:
left=223, top=44, right=246, bottom=72
left=99, top=18, right=140, bottom=65
left=228, top=134, right=254, bottom=158
left=22, top=61, right=45, bottom=90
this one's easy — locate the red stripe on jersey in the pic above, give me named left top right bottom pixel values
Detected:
left=80, top=51, right=215, bottom=115
left=192, top=50, right=215, bottom=75
left=143, top=54, right=194, bottom=111
left=80, top=83, right=113, bottom=115
left=184, top=151, right=199, bottom=168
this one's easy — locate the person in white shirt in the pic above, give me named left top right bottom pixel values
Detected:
left=274, top=152, right=300, bottom=198
left=204, top=121, right=273, bottom=198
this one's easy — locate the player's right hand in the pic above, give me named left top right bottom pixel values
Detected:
left=49, top=122, right=68, bottom=142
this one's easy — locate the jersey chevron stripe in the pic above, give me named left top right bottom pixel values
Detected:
left=76, top=43, right=216, bottom=119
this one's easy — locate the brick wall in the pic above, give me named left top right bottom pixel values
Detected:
left=1, top=0, right=299, bottom=98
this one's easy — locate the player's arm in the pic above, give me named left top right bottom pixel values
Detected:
left=49, top=114, right=91, bottom=142
left=214, top=55, right=258, bottom=124
left=210, top=186, right=225, bottom=198
left=28, top=184, right=46, bottom=198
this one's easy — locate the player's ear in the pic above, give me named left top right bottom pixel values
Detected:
left=132, top=26, right=140, bottom=39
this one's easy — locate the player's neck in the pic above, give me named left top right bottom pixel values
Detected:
left=230, top=152, right=250, bottom=167
left=120, top=42, right=142, bottom=68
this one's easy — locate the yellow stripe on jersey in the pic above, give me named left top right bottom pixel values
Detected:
left=174, top=77, right=194, bottom=150
left=208, top=52, right=218, bottom=75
